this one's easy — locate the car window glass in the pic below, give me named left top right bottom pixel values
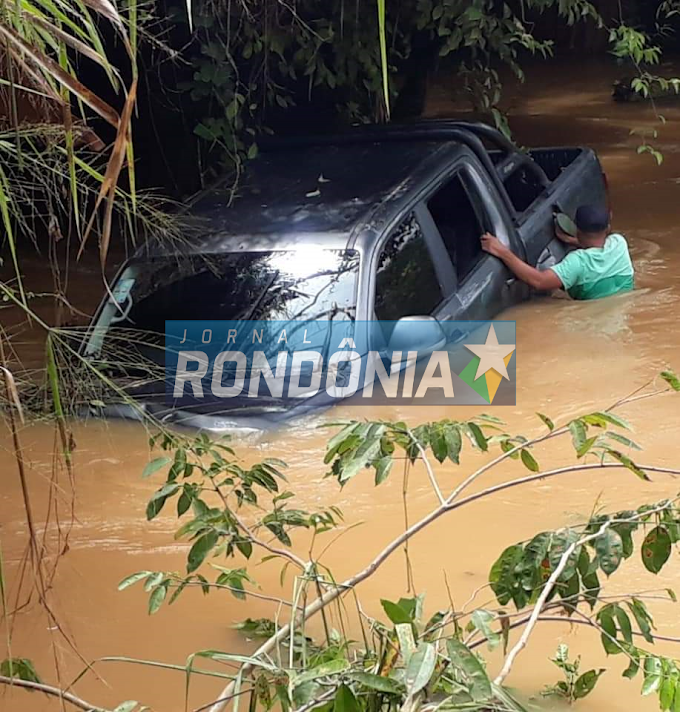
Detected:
left=86, top=249, right=359, bottom=366
left=374, top=212, right=443, bottom=320
left=427, top=172, right=489, bottom=283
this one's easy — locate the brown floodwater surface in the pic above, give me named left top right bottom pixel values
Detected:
left=3, top=58, right=680, bottom=712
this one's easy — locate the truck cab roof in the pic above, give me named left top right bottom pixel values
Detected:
left=182, top=138, right=460, bottom=253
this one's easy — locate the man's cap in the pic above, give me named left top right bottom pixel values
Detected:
left=575, top=204, right=610, bottom=233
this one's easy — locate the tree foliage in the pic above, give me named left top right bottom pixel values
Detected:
left=159, top=0, right=680, bottom=177
left=95, top=372, right=680, bottom=712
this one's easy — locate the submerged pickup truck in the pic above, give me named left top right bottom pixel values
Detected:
left=83, top=120, right=609, bottom=430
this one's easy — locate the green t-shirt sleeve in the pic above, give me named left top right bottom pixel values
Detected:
left=551, top=250, right=584, bottom=290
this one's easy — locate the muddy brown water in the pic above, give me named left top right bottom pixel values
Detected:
left=3, top=58, right=680, bottom=711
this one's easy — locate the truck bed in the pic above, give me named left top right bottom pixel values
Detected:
left=528, top=147, right=584, bottom=181
left=489, top=147, right=586, bottom=214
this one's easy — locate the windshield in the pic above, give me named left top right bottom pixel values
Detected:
left=85, top=248, right=359, bottom=361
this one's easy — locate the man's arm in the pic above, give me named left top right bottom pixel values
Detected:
left=480, top=233, right=564, bottom=291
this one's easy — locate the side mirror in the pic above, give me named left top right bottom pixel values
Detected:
left=387, top=315, right=446, bottom=356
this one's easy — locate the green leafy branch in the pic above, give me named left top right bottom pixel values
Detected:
left=190, top=372, right=680, bottom=712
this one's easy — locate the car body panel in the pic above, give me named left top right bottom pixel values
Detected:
left=83, top=122, right=607, bottom=431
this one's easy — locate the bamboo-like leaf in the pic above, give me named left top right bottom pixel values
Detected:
left=0, top=21, right=120, bottom=126
left=26, top=12, right=119, bottom=79
left=79, top=77, right=138, bottom=266
left=0, top=167, right=28, bottom=307
left=376, top=0, right=390, bottom=119
left=81, top=0, right=129, bottom=49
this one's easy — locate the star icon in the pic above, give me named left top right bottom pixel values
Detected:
left=464, top=325, right=515, bottom=382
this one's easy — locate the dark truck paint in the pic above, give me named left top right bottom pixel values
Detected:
left=83, top=120, right=607, bottom=431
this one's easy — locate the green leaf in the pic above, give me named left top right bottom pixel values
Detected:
left=641, top=526, right=672, bottom=574
left=520, top=449, right=539, bottom=472
left=395, top=623, right=416, bottom=663
left=405, top=643, right=436, bottom=696
left=642, top=656, right=663, bottom=696
left=142, top=457, right=171, bottom=478
left=607, top=450, right=650, bottom=481
left=598, top=607, right=621, bottom=655
left=623, top=649, right=640, bottom=679
left=606, top=432, right=642, bottom=450
left=574, top=669, right=605, bottom=699
left=324, top=423, right=360, bottom=464
left=444, top=426, right=462, bottom=464
left=661, top=370, right=680, bottom=391
left=520, top=532, right=551, bottom=596
left=236, top=540, right=253, bottom=559
left=381, top=599, right=413, bottom=625
left=334, top=684, right=359, bottom=712
left=143, top=572, right=164, bottom=592
left=338, top=424, right=386, bottom=482
left=536, top=412, right=554, bottom=431
left=114, top=702, right=138, bottom=712
left=569, top=420, right=587, bottom=451
left=628, top=598, right=655, bottom=644
left=374, top=456, right=393, bottom=485
left=169, top=578, right=191, bottom=605
left=380, top=599, right=413, bottom=624
left=470, top=610, right=500, bottom=650
left=146, top=483, right=180, bottom=520
left=292, top=681, right=320, bottom=707
left=489, top=544, right=524, bottom=607
left=549, top=530, right=580, bottom=581
left=582, top=568, right=601, bottom=610
left=397, top=595, right=423, bottom=622
left=492, top=683, right=529, bottom=711
left=430, top=426, right=447, bottom=463
left=192, top=650, right=276, bottom=670
left=177, top=490, right=192, bottom=517
left=613, top=604, right=633, bottom=644
left=118, top=571, right=152, bottom=591
left=582, top=413, right=609, bottom=428
left=467, top=422, right=488, bottom=451
left=187, top=531, right=218, bottom=573
left=350, top=671, right=402, bottom=694
left=233, top=617, right=275, bottom=638
left=595, top=529, right=624, bottom=576
left=0, top=657, right=41, bottom=683
left=577, top=436, right=600, bottom=458
left=294, top=659, right=350, bottom=686
left=148, top=584, right=167, bottom=614
left=446, top=640, right=492, bottom=702
left=592, top=412, right=631, bottom=430
left=660, top=674, right=676, bottom=710
left=673, top=680, right=680, bottom=711
left=423, top=610, right=447, bottom=640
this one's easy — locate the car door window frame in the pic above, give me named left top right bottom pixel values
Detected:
left=421, top=159, right=515, bottom=291
left=368, top=208, right=453, bottom=321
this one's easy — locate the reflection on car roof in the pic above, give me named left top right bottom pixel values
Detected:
left=170, top=140, right=454, bottom=254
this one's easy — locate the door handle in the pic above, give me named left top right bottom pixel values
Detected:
left=505, top=277, right=516, bottom=287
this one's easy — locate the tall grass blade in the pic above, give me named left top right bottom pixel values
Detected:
left=376, top=0, right=390, bottom=120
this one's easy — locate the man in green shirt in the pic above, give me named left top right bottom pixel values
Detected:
left=480, top=204, right=635, bottom=300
